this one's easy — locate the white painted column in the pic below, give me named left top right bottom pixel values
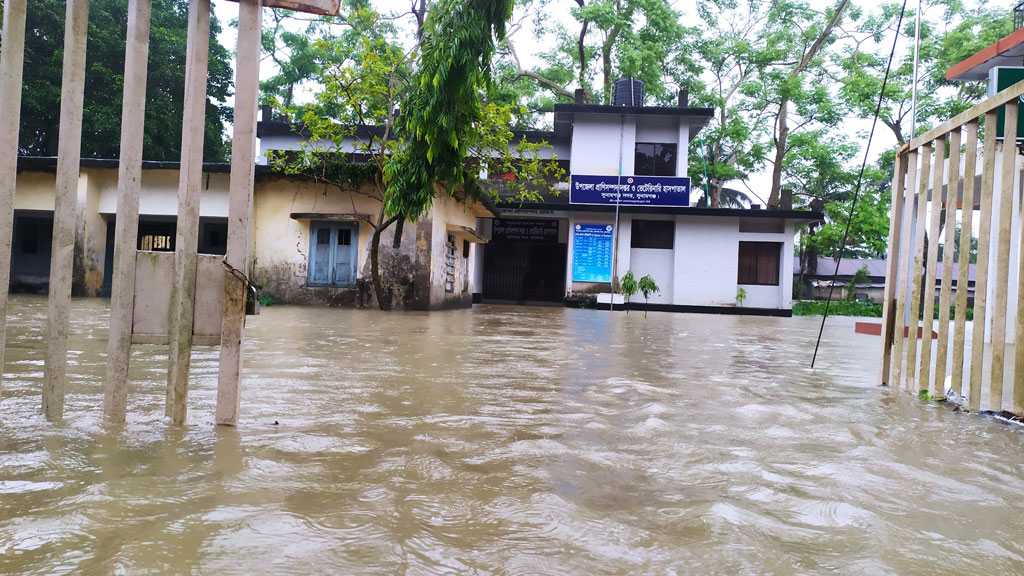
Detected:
left=216, top=0, right=262, bottom=426
left=43, top=0, right=91, bottom=421
left=167, top=0, right=210, bottom=424
left=104, top=0, right=152, bottom=423
left=0, top=0, right=28, bottom=412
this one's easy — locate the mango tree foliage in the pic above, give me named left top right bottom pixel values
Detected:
left=836, top=1, right=1012, bottom=145
left=383, top=0, right=515, bottom=219
left=760, top=0, right=851, bottom=208
left=686, top=0, right=778, bottom=207
left=8, top=0, right=233, bottom=161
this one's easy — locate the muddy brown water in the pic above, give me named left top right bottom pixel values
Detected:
left=2, top=295, right=1024, bottom=574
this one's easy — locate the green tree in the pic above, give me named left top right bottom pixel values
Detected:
left=14, top=0, right=232, bottom=161
left=270, top=1, right=564, bottom=309
left=762, top=0, right=851, bottom=208
left=384, top=0, right=517, bottom=219
left=497, top=0, right=695, bottom=107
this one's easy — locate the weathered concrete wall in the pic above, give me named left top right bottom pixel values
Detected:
left=74, top=171, right=108, bottom=296
left=250, top=177, right=378, bottom=306
left=97, top=169, right=230, bottom=217
left=11, top=164, right=491, bottom=309
left=421, top=194, right=480, bottom=309
left=14, top=171, right=57, bottom=211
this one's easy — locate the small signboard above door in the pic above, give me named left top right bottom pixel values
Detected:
left=570, top=175, right=691, bottom=207
left=492, top=219, right=560, bottom=243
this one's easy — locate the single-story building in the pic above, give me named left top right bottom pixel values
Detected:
left=794, top=256, right=977, bottom=306
left=9, top=157, right=493, bottom=310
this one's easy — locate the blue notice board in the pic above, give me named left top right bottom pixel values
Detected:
left=572, top=223, right=614, bottom=282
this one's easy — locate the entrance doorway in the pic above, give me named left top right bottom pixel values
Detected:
left=483, top=219, right=566, bottom=303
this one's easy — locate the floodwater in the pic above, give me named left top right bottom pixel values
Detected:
left=2, top=296, right=1024, bottom=575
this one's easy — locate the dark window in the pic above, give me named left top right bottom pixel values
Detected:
left=199, top=219, right=228, bottom=255
left=738, top=241, right=781, bottom=286
left=634, top=143, right=677, bottom=176
left=463, top=239, right=470, bottom=259
left=630, top=220, right=674, bottom=249
left=22, top=221, right=38, bottom=254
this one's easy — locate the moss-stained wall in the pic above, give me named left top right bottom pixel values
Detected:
left=11, top=164, right=491, bottom=310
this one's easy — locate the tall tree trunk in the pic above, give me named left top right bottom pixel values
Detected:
left=767, top=0, right=850, bottom=207
left=574, top=0, right=591, bottom=103
left=768, top=99, right=789, bottom=207
left=370, top=212, right=400, bottom=311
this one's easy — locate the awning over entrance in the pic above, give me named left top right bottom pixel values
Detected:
left=446, top=224, right=488, bottom=244
left=290, top=212, right=372, bottom=222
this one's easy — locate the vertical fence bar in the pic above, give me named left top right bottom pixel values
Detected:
left=881, top=152, right=908, bottom=384
left=919, top=135, right=947, bottom=395
left=1014, top=153, right=1024, bottom=413
left=906, top=142, right=933, bottom=392
left=969, top=111, right=999, bottom=412
left=934, top=128, right=961, bottom=397
left=167, top=0, right=210, bottom=424
left=952, top=120, right=978, bottom=396
left=216, top=0, right=262, bottom=426
left=893, top=150, right=920, bottom=389
left=104, top=0, right=152, bottom=423
left=0, top=0, right=28, bottom=411
left=988, top=101, right=1018, bottom=412
left=43, top=0, right=91, bottom=421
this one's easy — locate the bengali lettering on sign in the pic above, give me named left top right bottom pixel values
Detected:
left=572, top=223, right=614, bottom=283
left=492, top=219, right=560, bottom=243
left=569, top=174, right=691, bottom=207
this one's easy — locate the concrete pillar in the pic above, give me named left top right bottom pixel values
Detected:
left=951, top=120, right=978, bottom=396
left=933, top=128, right=961, bottom=395
left=917, top=135, right=945, bottom=396
left=43, top=0, right=91, bottom=421
left=891, top=150, right=917, bottom=389
left=0, top=0, right=28, bottom=412
left=989, top=103, right=1018, bottom=412
left=879, top=152, right=907, bottom=386
left=906, top=142, right=933, bottom=392
left=167, top=0, right=210, bottom=425
left=969, top=111, right=999, bottom=412
left=104, top=0, right=152, bottom=424
left=216, top=0, right=262, bottom=426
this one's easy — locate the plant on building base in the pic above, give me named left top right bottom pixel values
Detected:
left=637, top=274, right=660, bottom=318
left=619, top=270, right=638, bottom=313
left=846, top=264, right=870, bottom=301
left=736, top=287, right=748, bottom=307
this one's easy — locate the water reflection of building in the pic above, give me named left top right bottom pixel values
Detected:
left=8, top=78, right=822, bottom=314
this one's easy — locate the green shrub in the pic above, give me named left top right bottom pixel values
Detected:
left=793, top=300, right=975, bottom=321
left=792, top=300, right=882, bottom=317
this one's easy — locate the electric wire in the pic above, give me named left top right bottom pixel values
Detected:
left=810, top=0, right=909, bottom=368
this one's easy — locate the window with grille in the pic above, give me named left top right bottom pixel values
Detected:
left=737, top=241, right=781, bottom=286
left=445, top=234, right=457, bottom=292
